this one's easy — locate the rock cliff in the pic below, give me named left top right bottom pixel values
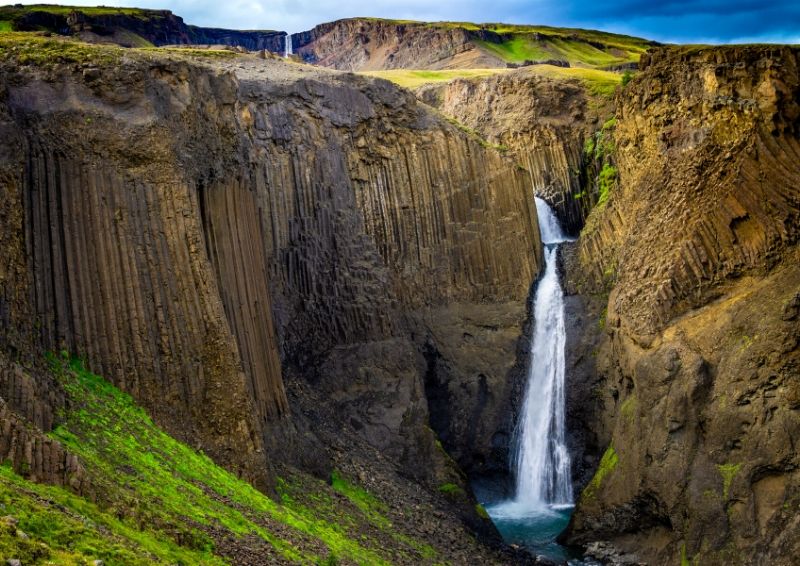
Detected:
left=417, top=70, right=614, bottom=235
left=564, top=45, right=800, bottom=565
left=0, top=6, right=285, bottom=51
left=292, top=18, right=653, bottom=72
left=0, top=36, right=542, bottom=519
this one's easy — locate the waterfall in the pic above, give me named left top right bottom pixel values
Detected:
left=285, top=34, right=293, bottom=57
left=492, top=197, right=573, bottom=516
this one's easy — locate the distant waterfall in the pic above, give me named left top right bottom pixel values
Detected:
left=285, top=34, right=293, bottom=57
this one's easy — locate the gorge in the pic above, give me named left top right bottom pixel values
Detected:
left=0, top=5, right=798, bottom=566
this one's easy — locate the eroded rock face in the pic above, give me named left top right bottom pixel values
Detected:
left=417, top=71, right=614, bottom=235
left=3, top=6, right=285, bottom=51
left=0, top=52, right=542, bottom=496
left=565, top=45, right=800, bottom=565
left=291, top=19, right=505, bottom=71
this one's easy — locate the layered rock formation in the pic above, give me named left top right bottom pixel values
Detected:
left=291, top=18, right=653, bottom=72
left=292, top=19, right=501, bottom=70
left=564, top=45, right=800, bottom=565
left=0, top=6, right=285, bottom=51
left=0, top=40, right=542, bottom=513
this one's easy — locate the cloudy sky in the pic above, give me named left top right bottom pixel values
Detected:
left=14, top=0, right=800, bottom=43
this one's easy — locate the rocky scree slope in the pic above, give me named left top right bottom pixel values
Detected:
left=292, top=18, right=654, bottom=71
left=0, top=5, right=286, bottom=51
left=0, top=33, right=543, bottom=557
left=562, top=45, right=800, bottom=565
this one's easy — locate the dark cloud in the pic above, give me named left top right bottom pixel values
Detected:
left=13, top=0, right=800, bottom=42
left=551, top=0, right=800, bottom=42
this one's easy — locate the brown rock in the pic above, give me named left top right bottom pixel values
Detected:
left=565, top=45, right=800, bottom=565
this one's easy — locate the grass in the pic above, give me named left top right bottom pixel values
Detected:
left=0, top=5, right=164, bottom=20
left=352, top=17, right=651, bottom=72
left=330, top=470, right=390, bottom=529
left=0, top=353, right=439, bottom=564
left=350, top=17, right=652, bottom=68
left=529, top=65, right=622, bottom=97
left=597, top=163, right=617, bottom=206
left=361, top=68, right=511, bottom=89
left=0, top=464, right=218, bottom=565
left=0, top=20, right=12, bottom=32
left=717, top=463, right=741, bottom=499
left=139, top=46, right=239, bottom=58
left=437, top=483, right=466, bottom=499
left=0, top=33, right=123, bottom=66
left=582, top=444, right=618, bottom=500
left=0, top=33, right=241, bottom=68
left=474, top=36, right=552, bottom=63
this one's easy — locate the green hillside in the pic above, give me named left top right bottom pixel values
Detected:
left=0, top=354, right=437, bottom=565
left=354, top=17, right=655, bottom=68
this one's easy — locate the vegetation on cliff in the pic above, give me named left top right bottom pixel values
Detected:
left=364, top=65, right=622, bottom=96
left=0, top=354, right=439, bottom=565
left=0, top=32, right=244, bottom=67
left=299, top=17, right=654, bottom=71
left=0, top=4, right=283, bottom=51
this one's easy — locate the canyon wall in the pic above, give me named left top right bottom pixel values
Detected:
left=0, top=6, right=285, bottom=51
left=418, top=72, right=613, bottom=237
left=0, top=47, right=542, bottom=495
left=292, top=19, right=504, bottom=71
left=291, top=19, right=654, bottom=73
left=565, top=45, right=800, bottom=565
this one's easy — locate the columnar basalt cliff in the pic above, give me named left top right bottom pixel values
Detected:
left=0, top=41, right=542, bottom=512
left=564, top=45, right=800, bottom=565
left=417, top=71, right=614, bottom=235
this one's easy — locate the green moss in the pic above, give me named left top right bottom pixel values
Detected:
left=717, top=463, right=741, bottom=499
left=438, top=483, right=466, bottom=498
left=582, top=444, right=618, bottom=500
left=474, top=504, right=490, bottom=520
left=620, top=395, right=636, bottom=422
left=583, top=136, right=595, bottom=157
left=34, top=353, right=431, bottom=565
left=597, top=163, right=617, bottom=206
left=598, top=307, right=608, bottom=330
left=330, top=470, right=389, bottom=529
left=681, top=543, right=690, bottom=566
left=0, top=463, right=216, bottom=565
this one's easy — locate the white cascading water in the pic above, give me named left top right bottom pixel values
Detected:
left=284, top=33, right=293, bottom=57
left=491, top=197, right=573, bottom=517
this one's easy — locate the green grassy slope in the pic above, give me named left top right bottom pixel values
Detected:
left=0, top=5, right=166, bottom=23
left=351, top=17, right=654, bottom=68
left=364, top=65, right=623, bottom=97
left=0, top=354, right=437, bottom=565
